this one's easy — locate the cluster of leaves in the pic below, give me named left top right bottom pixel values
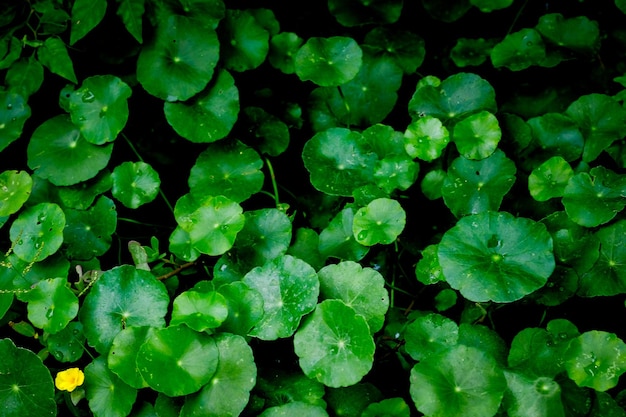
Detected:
left=1, top=0, right=626, bottom=416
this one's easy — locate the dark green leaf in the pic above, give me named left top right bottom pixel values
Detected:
left=70, top=0, right=107, bottom=45
left=37, top=37, right=77, bottom=83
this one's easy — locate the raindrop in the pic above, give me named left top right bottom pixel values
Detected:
left=46, top=309, right=54, bottom=319
left=7, top=103, right=13, bottom=110
left=81, top=90, right=96, bottom=103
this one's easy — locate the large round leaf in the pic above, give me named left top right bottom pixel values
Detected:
left=438, top=211, right=555, bottom=303
left=295, top=37, right=362, bottom=87
left=69, top=75, right=131, bottom=144
left=295, top=299, right=375, bottom=388
left=243, top=254, right=319, bottom=340
left=452, top=111, right=501, bottom=160
left=410, top=345, right=506, bottom=417
left=318, top=261, right=389, bottom=333
left=180, top=333, right=257, bottom=417
left=137, top=325, right=219, bottom=396
left=27, top=115, right=113, bottom=186
left=9, top=202, right=65, bottom=262
left=84, top=356, right=137, bottom=417
left=352, top=198, right=406, bottom=246
left=216, top=281, right=264, bottom=336
left=164, top=69, right=239, bottom=143
left=18, top=277, right=78, bottom=334
left=0, top=91, right=31, bottom=152
left=111, top=161, right=160, bottom=209
left=188, top=140, right=264, bottom=203
left=137, top=15, right=219, bottom=101
left=503, top=372, right=565, bottom=417
left=302, top=128, right=377, bottom=196
left=79, top=265, right=170, bottom=354
left=220, top=9, right=270, bottom=72
left=45, top=321, right=86, bottom=363
left=0, top=338, right=56, bottom=417
left=243, top=106, right=290, bottom=156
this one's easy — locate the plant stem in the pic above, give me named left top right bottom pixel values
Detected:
left=157, top=261, right=197, bottom=280
left=265, top=158, right=281, bottom=208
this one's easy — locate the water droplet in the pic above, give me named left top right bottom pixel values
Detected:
left=82, top=90, right=95, bottom=103
left=46, top=309, right=54, bottom=319
left=357, top=231, right=368, bottom=240
left=7, top=103, right=13, bottom=110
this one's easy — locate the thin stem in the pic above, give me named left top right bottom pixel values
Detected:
left=265, top=158, right=281, bottom=208
left=506, top=0, right=529, bottom=36
left=157, top=261, right=197, bottom=280
left=121, top=133, right=175, bottom=215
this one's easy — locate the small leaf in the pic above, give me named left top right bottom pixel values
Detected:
left=70, top=0, right=107, bottom=45
left=9, top=202, right=65, bottom=262
left=529, top=156, right=574, bottom=201
left=450, top=38, right=495, bottom=67
left=490, top=28, right=545, bottom=71
left=216, top=281, right=264, bottom=336
left=45, top=321, right=85, bottom=363
left=243, top=106, right=290, bottom=156
left=37, top=37, right=77, bottom=83
left=405, top=312, right=459, bottom=361
left=527, top=113, right=584, bottom=162
left=364, top=27, right=425, bottom=74
left=404, top=116, right=450, bottom=162
left=5, top=56, right=44, bottom=98
left=0, top=91, right=31, bottom=152
left=319, top=207, right=369, bottom=261
left=269, top=32, right=303, bottom=74
left=0, top=170, right=32, bottom=216
left=116, top=0, right=145, bottom=43
left=352, top=198, right=406, bottom=246
left=295, top=37, right=362, bottom=87
left=111, top=161, right=160, bottom=209
left=170, top=287, right=229, bottom=332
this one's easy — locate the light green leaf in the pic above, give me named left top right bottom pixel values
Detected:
left=70, top=0, right=107, bottom=45
left=216, top=281, right=264, bottom=336
left=269, top=32, right=303, bottom=74
left=232, top=208, right=292, bottom=268
left=452, top=111, right=501, bottom=159
left=405, top=312, right=459, bottom=361
left=259, top=402, right=329, bottom=417
left=503, top=372, right=565, bottom=417
left=9, top=202, right=65, bottom=262
left=319, top=207, right=369, bottom=261
left=111, top=161, right=160, bottom=209
left=0, top=91, right=31, bottom=152
left=529, top=156, right=574, bottom=201
left=295, top=37, right=363, bottom=87
left=18, top=278, right=78, bottom=334
left=404, top=116, right=450, bottom=162
left=170, top=287, right=229, bottom=332
left=108, top=326, right=152, bottom=389
left=0, top=170, right=32, bottom=216
left=85, top=356, right=137, bottom=417
left=470, top=0, right=513, bottom=12
left=352, top=198, right=406, bottom=246
left=45, top=321, right=85, bottom=363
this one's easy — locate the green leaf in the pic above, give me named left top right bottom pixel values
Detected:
left=27, top=115, right=113, bottom=186
left=564, top=331, right=626, bottom=391
left=9, top=202, right=65, bottom=262
left=422, top=0, right=472, bottom=22
left=116, top=0, right=145, bottom=43
left=415, top=244, right=445, bottom=285
left=328, top=0, right=403, bottom=27
left=1, top=252, right=69, bottom=291
left=137, top=325, right=219, bottom=396
left=233, top=208, right=292, bottom=267
left=243, top=255, right=319, bottom=340
left=362, top=398, right=411, bottom=417
left=441, top=150, right=517, bottom=217
left=18, top=278, right=78, bottom=334
left=565, top=93, right=626, bottom=162
left=302, top=128, right=377, bottom=196
left=529, top=156, right=574, bottom=201
left=452, top=111, right=501, bottom=159
left=0, top=339, right=56, bottom=417
left=0, top=91, right=31, bottom=152
left=63, top=196, right=117, bottom=260
left=294, top=299, right=376, bottom=388
left=70, top=0, right=107, bottom=44
left=490, top=28, right=545, bottom=71
left=108, top=326, right=152, bottom=389
left=69, top=75, right=132, bottom=145
left=352, top=198, right=406, bottom=246
left=0, top=36, right=20, bottom=70
left=269, top=32, right=303, bottom=74
left=221, top=9, right=270, bottom=72
left=438, top=211, right=555, bottom=303
left=164, top=69, right=239, bottom=143
left=536, top=13, right=600, bottom=53
left=527, top=113, right=584, bottom=162
left=37, top=37, right=77, bottom=83
left=84, top=356, right=137, bottom=417
left=319, top=207, right=369, bottom=261
left=421, top=169, right=447, bottom=200
left=408, top=72, right=497, bottom=123
left=410, top=345, right=506, bottom=417
left=0, top=170, right=32, bottom=216
left=318, top=261, right=389, bottom=333
left=188, top=140, right=263, bottom=203
left=215, top=281, right=264, bottom=335
left=363, top=27, right=425, bottom=74
left=58, top=170, right=112, bottom=210
left=562, top=166, right=626, bottom=227
left=79, top=265, right=169, bottom=354
left=404, top=116, right=450, bottom=162
left=180, top=333, right=256, bottom=417
left=243, top=106, right=290, bottom=156
left=170, top=287, right=229, bottom=332
left=405, top=312, right=459, bottom=361
left=259, top=402, right=329, bottom=417
left=45, top=321, right=86, bottom=363
left=450, top=38, right=495, bottom=67
left=374, top=155, right=419, bottom=193
left=503, top=372, right=565, bottom=417
left=288, top=228, right=325, bottom=270
left=470, top=0, right=513, bottom=12
left=326, top=384, right=383, bottom=416
left=579, top=220, right=626, bottom=296
left=111, top=161, right=160, bottom=208
left=256, top=369, right=326, bottom=408
left=5, top=56, right=44, bottom=98
left=295, top=37, right=363, bottom=87
left=153, top=0, right=225, bottom=29
left=137, top=15, right=219, bottom=101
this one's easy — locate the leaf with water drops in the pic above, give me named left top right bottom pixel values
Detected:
left=319, top=207, right=369, bottom=261
left=294, top=299, right=375, bottom=388
left=0, top=91, right=31, bottom=152
left=45, top=321, right=85, bottom=363
left=18, top=278, right=78, bottom=334
left=111, top=161, right=160, bottom=209
left=438, top=211, right=555, bottom=303
left=0, top=170, right=32, bottom=216
left=295, top=37, right=362, bottom=87
left=352, top=198, right=406, bottom=246
left=529, top=156, right=574, bottom=202
left=404, top=116, right=450, bottom=162
left=9, top=202, right=65, bottom=262
left=490, top=28, right=545, bottom=71
left=564, top=330, right=626, bottom=391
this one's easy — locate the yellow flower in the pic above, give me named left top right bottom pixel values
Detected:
left=55, top=368, right=85, bottom=392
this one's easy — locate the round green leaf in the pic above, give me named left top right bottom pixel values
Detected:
left=529, top=156, right=574, bottom=201
left=374, top=155, right=419, bottom=193
left=564, top=331, right=626, bottom=391
left=164, top=69, right=239, bottom=143
left=175, top=194, right=245, bottom=256
left=221, top=9, right=269, bottom=72
left=111, top=161, right=160, bottom=209
left=490, top=28, right=546, bottom=71
left=1, top=252, right=69, bottom=292
left=318, top=261, right=389, bottom=333
left=442, top=150, right=516, bottom=217
left=243, top=255, right=319, bottom=340
left=328, top=0, right=402, bottom=26
left=171, top=288, right=229, bottom=332
left=9, top=202, right=65, bottom=262
left=269, top=32, right=303, bottom=74
left=470, top=0, right=513, bottom=12
left=85, top=356, right=137, bottom=417
left=404, top=116, right=450, bottom=162
left=0, top=91, right=31, bottom=152
left=137, top=15, right=219, bottom=101
left=137, top=325, right=219, bottom=396
left=5, top=56, right=44, bottom=98
left=302, top=128, right=377, bottom=196
left=405, top=312, right=459, bottom=361
left=243, top=106, right=290, bottom=156
left=415, top=244, right=444, bottom=285
left=260, top=402, right=329, bottom=417
left=45, top=321, right=85, bottom=363
left=527, top=113, right=584, bottom=162
left=216, top=281, right=264, bottom=336
left=18, top=277, right=78, bottom=334
left=325, top=384, right=383, bottom=416
left=188, top=140, right=264, bottom=203
left=79, top=265, right=169, bottom=354
left=256, top=369, right=326, bottom=409
left=294, top=299, right=376, bottom=388
left=363, top=398, right=410, bottom=417
left=562, top=166, right=626, bottom=228
left=27, top=115, right=113, bottom=186
left=108, top=326, right=152, bottom=389
left=579, top=220, right=626, bottom=296
left=422, top=0, right=471, bottom=22
left=180, top=333, right=256, bottom=417
left=153, top=0, right=224, bottom=30
left=438, top=211, right=555, bottom=303
left=319, top=207, right=370, bottom=261
left=452, top=111, right=501, bottom=160
left=295, top=37, right=363, bottom=87
left=69, top=75, right=132, bottom=144
left=363, top=27, right=425, bottom=74
left=450, top=38, right=495, bottom=67
left=408, top=72, right=497, bottom=123
left=169, top=225, right=201, bottom=262
left=0, top=338, right=56, bottom=417
left=58, top=170, right=112, bottom=210
left=410, top=345, right=506, bottom=417
left=536, top=13, right=600, bottom=53
left=421, top=169, right=447, bottom=200
left=503, top=372, right=565, bottom=417
left=352, top=198, right=406, bottom=246
left=63, top=195, right=117, bottom=260
left=233, top=208, right=292, bottom=267
left=0, top=170, right=32, bottom=216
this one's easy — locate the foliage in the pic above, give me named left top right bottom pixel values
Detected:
left=1, top=0, right=626, bottom=416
